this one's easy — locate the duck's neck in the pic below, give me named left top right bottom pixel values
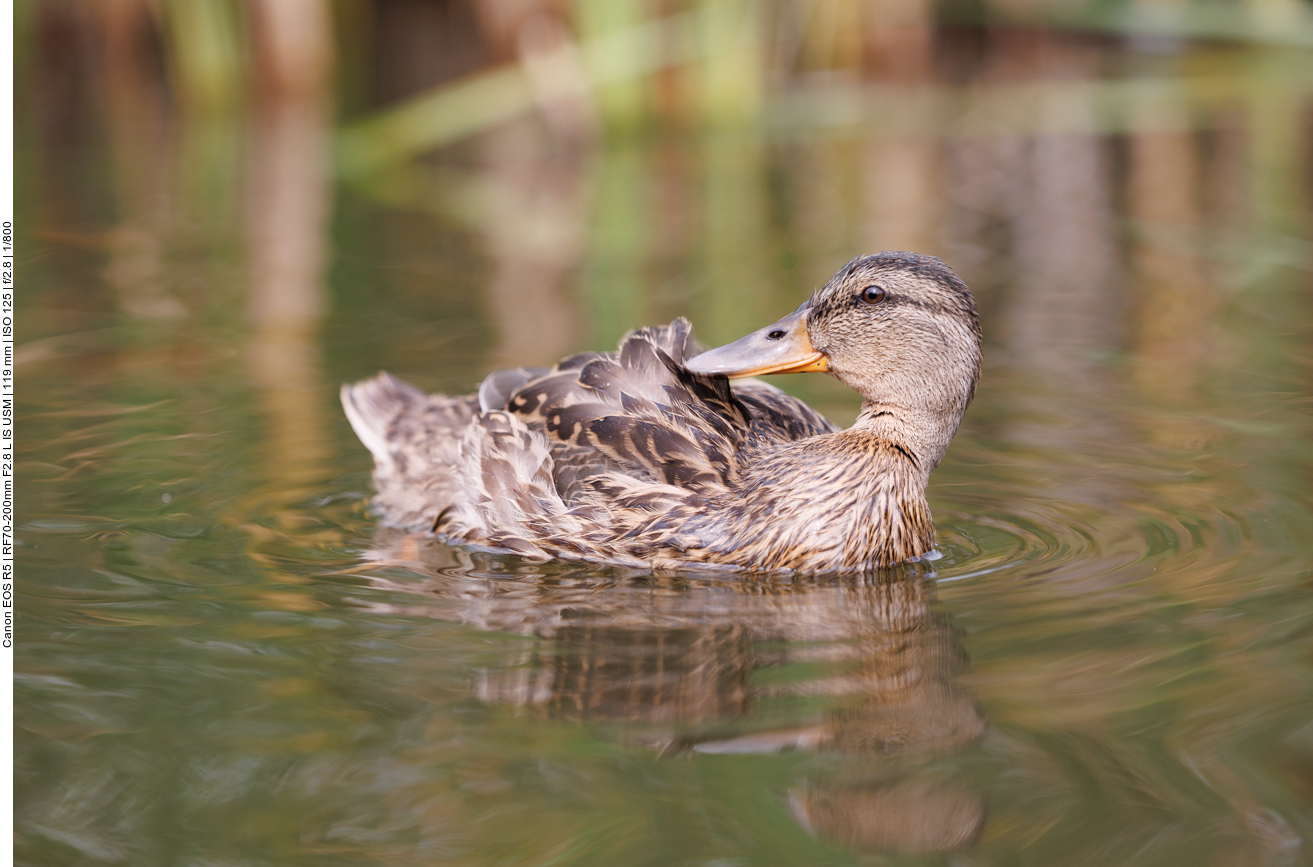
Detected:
left=852, top=400, right=958, bottom=482
left=695, top=426, right=936, bottom=571
left=822, top=425, right=936, bottom=567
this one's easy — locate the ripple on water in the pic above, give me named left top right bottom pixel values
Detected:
left=931, top=489, right=1268, bottom=591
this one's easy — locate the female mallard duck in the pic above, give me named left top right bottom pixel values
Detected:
left=342, top=252, right=981, bottom=572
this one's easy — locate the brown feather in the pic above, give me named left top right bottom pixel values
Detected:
left=342, top=253, right=982, bottom=573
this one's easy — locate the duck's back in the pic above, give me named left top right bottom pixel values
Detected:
left=342, top=318, right=836, bottom=562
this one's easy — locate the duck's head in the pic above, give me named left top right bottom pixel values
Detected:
left=686, top=252, right=982, bottom=471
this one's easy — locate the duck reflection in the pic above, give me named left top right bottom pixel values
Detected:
left=482, top=622, right=755, bottom=724
left=357, top=532, right=987, bottom=855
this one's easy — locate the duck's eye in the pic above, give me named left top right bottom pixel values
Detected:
left=861, top=285, right=887, bottom=305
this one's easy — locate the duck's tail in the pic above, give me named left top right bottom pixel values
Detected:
left=341, top=372, right=426, bottom=471
left=341, top=372, right=480, bottom=531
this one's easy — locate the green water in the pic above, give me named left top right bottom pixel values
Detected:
left=17, top=42, right=1313, bottom=866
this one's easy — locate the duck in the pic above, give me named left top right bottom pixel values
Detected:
left=341, top=251, right=982, bottom=573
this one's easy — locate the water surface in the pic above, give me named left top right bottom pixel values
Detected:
left=17, top=35, right=1313, bottom=867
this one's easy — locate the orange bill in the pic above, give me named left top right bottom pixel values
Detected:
left=685, top=305, right=830, bottom=379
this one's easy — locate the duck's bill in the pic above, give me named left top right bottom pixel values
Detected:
left=685, top=306, right=830, bottom=379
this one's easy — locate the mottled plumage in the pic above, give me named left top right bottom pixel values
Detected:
left=343, top=252, right=982, bottom=572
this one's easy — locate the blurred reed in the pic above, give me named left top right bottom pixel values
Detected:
left=25, top=0, right=1313, bottom=161
left=19, top=0, right=1313, bottom=360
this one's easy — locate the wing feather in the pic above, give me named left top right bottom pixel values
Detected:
left=501, top=319, right=758, bottom=490
left=343, top=317, right=840, bottom=561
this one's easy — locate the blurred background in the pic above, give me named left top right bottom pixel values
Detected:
left=21, top=0, right=1313, bottom=405
left=15, top=1, right=1313, bottom=865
